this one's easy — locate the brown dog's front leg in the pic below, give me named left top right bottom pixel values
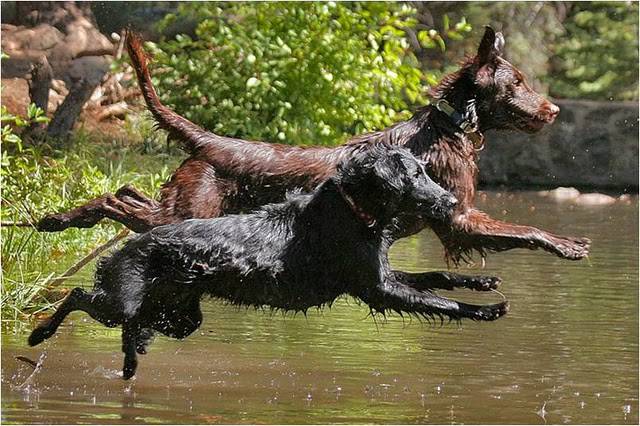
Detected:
left=449, top=209, right=590, bottom=260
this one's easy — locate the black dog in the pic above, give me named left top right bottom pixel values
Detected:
left=29, top=145, right=508, bottom=379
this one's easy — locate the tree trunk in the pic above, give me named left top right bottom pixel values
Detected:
left=10, top=1, right=114, bottom=141
left=47, top=78, right=96, bottom=140
left=23, top=55, right=53, bottom=142
left=28, top=56, right=52, bottom=115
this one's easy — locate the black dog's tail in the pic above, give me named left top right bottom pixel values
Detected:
left=125, top=30, right=212, bottom=153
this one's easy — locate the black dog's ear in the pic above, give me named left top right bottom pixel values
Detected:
left=373, top=152, right=404, bottom=193
left=476, top=26, right=505, bottom=85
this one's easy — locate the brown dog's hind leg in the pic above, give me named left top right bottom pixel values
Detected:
left=37, top=185, right=160, bottom=233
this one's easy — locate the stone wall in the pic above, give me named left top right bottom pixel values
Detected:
left=478, top=99, right=639, bottom=191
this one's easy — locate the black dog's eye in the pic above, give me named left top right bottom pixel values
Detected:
left=514, top=77, right=522, bottom=86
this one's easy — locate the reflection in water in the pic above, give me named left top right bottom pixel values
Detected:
left=2, top=191, right=638, bottom=424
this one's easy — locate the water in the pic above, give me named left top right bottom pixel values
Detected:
left=2, top=191, right=638, bottom=424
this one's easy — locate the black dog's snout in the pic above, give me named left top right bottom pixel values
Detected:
left=444, top=195, right=458, bottom=210
left=433, top=194, right=458, bottom=218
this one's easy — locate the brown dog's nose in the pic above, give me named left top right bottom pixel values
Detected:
left=540, top=101, right=560, bottom=123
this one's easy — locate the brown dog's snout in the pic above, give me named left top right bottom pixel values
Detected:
left=539, top=101, right=560, bottom=123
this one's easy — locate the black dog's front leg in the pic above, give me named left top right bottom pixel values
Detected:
left=392, top=270, right=501, bottom=292
left=358, top=280, right=508, bottom=321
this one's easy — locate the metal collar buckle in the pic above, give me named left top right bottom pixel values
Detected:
left=435, top=99, right=483, bottom=150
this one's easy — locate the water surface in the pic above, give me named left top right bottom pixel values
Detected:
left=2, top=191, right=638, bottom=424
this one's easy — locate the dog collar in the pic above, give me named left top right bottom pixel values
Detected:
left=335, top=184, right=377, bottom=228
left=435, top=99, right=485, bottom=151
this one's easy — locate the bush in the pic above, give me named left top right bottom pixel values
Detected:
left=0, top=106, right=178, bottom=322
left=548, top=1, right=639, bottom=101
left=151, top=2, right=469, bottom=145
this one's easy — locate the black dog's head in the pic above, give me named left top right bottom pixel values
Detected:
left=334, top=145, right=457, bottom=226
left=473, top=26, right=559, bottom=133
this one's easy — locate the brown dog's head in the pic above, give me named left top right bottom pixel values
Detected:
left=471, top=26, right=559, bottom=133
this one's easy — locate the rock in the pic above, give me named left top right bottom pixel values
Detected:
left=479, top=99, right=639, bottom=190
left=0, top=24, right=64, bottom=54
left=538, top=187, right=580, bottom=202
left=66, top=56, right=111, bottom=87
left=0, top=77, right=30, bottom=115
left=574, top=193, right=617, bottom=206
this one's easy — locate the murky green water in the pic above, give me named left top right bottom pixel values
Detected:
left=2, top=191, right=638, bottom=424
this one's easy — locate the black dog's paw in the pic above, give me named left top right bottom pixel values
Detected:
left=122, top=366, right=136, bottom=380
left=472, top=301, right=509, bottom=321
left=28, top=323, right=54, bottom=346
left=122, top=358, right=138, bottom=380
left=463, top=275, right=502, bottom=291
left=36, top=214, right=69, bottom=232
left=553, top=236, right=591, bottom=260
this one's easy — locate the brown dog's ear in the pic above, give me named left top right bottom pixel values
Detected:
left=477, top=26, right=496, bottom=64
left=477, top=26, right=505, bottom=65
left=476, top=26, right=505, bottom=85
left=494, top=32, right=505, bottom=56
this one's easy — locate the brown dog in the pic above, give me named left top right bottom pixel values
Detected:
left=38, top=26, right=590, bottom=265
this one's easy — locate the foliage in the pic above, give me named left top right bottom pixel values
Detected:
left=416, top=1, right=638, bottom=100
left=548, top=1, right=639, bottom=101
left=1, top=107, right=179, bottom=322
left=152, top=2, right=469, bottom=145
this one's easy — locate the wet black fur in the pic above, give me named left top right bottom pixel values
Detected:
left=28, top=145, right=508, bottom=379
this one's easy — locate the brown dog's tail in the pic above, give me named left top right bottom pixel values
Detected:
left=125, top=30, right=210, bottom=153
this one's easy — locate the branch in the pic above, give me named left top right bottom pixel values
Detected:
left=45, top=229, right=130, bottom=288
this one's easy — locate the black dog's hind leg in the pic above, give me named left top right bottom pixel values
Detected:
left=122, top=321, right=140, bottom=380
left=392, top=271, right=501, bottom=292
left=136, top=328, right=155, bottom=355
left=359, top=279, right=509, bottom=321
left=28, top=288, right=116, bottom=346
left=136, top=298, right=203, bottom=355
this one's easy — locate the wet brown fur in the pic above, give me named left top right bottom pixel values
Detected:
left=37, top=27, right=590, bottom=264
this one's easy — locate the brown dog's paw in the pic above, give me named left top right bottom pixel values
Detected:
left=554, top=236, right=591, bottom=260
left=36, top=214, right=69, bottom=232
left=464, top=275, right=502, bottom=291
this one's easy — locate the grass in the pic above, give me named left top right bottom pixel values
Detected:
left=1, top=112, right=183, bottom=327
